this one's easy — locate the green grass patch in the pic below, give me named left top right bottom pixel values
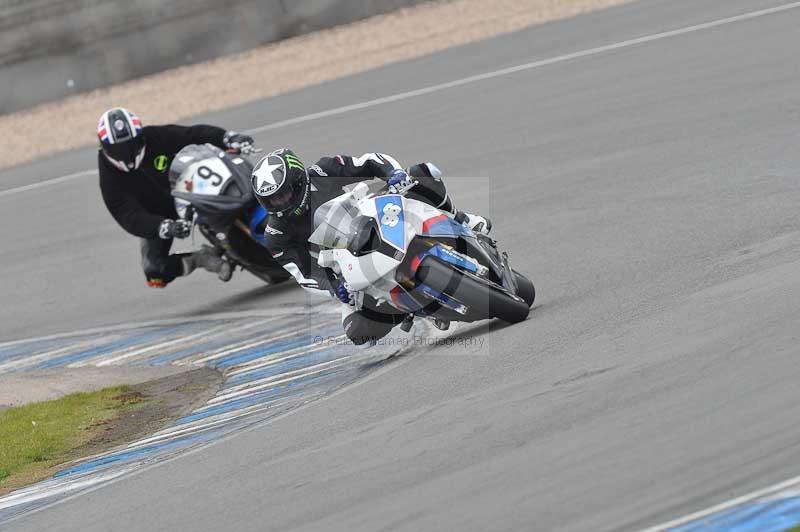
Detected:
left=0, top=386, right=144, bottom=490
left=785, top=525, right=800, bottom=532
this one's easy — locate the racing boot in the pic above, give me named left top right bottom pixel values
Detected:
left=341, top=305, right=397, bottom=347
left=399, top=315, right=415, bottom=333
left=181, top=246, right=233, bottom=282
left=430, top=317, right=450, bottom=331
left=456, top=211, right=492, bottom=236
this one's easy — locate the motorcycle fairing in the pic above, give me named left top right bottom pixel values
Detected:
left=409, top=244, right=481, bottom=275
left=418, top=213, right=473, bottom=239
left=389, top=286, right=417, bottom=313
left=170, top=143, right=255, bottom=220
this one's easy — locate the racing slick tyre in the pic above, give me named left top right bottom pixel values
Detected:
left=512, top=269, right=535, bottom=307
left=416, top=257, right=530, bottom=324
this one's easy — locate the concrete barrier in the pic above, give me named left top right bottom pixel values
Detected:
left=0, top=0, right=429, bottom=114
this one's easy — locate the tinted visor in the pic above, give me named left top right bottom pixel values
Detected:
left=260, top=175, right=306, bottom=212
left=102, top=135, right=145, bottom=168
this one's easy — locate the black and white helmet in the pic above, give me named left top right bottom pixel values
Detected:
left=97, top=108, right=145, bottom=172
left=251, top=149, right=309, bottom=214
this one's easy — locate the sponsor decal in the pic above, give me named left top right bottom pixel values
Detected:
left=380, top=203, right=402, bottom=228
left=154, top=155, right=169, bottom=172
left=309, top=164, right=327, bottom=176
left=374, top=195, right=405, bottom=251
left=258, top=182, right=278, bottom=195
left=285, top=153, right=304, bottom=171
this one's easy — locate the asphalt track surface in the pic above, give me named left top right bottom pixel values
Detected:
left=2, top=0, right=800, bottom=530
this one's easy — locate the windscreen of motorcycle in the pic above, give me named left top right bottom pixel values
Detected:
left=308, top=196, right=360, bottom=250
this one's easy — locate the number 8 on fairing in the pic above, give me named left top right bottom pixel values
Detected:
left=197, top=165, right=223, bottom=186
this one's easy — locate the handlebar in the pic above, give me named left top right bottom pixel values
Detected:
left=239, top=145, right=262, bottom=156
left=226, top=146, right=262, bottom=156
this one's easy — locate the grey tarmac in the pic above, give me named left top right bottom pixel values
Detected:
left=2, top=0, right=800, bottom=530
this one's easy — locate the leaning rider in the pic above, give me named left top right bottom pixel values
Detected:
left=250, top=149, right=491, bottom=345
left=97, top=107, right=255, bottom=288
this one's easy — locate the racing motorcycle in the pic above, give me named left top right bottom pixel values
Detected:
left=311, top=179, right=535, bottom=330
left=169, top=143, right=290, bottom=284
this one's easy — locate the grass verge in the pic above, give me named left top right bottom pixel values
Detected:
left=0, top=386, right=145, bottom=494
left=0, top=368, right=221, bottom=497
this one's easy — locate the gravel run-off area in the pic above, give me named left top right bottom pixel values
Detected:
left=0, top=0, right=629, bottom=170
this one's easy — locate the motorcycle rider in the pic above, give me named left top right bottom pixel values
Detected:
left=97, top=107, right=255, bottom=288
left=250, top=149, right=492, bottom=345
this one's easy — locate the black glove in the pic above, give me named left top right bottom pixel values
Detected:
left=158, top=219, right=191, bottom=240
left=223, top=131, right=255, bottom=154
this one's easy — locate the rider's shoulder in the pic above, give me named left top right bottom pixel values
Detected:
left=307, top=163, right=329, bottom=177
left=140, top=124, right=186, bottom=141
left=308, top=154, right=349, bottom=177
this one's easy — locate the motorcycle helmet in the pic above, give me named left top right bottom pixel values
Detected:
left=251, top=148, right=309, bottom=214
left=97, top=108, right=145, bottom=172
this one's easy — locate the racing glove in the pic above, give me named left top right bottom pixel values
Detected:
left=336, top=281, right=356, bottom=306
left=387, top=169, right=413, bottom=193
left=223, top=131, right=255, bottom=154
left=158, top=219, right=192, bottom=240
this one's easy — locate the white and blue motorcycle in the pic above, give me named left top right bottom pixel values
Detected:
left=311, top=179, right=535, bottom=329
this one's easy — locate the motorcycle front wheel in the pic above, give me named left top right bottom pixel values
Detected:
left=416, top=257, right=530, bottom=324
left=512, top=269, right=535, bottom=307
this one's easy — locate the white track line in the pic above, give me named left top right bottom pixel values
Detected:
left=187, top=324, right=309, bottom=365
left=640, top=474, right=800, bottom=531
left=0, top=335, right=123, bottom=374
left=92, top=319, right=266, bottom=367
left=207, top=356, right=351, bottom=405
left=226, top=335, right=345, bottom=377
left=0, top=169, right=96, bottom=198
left=220, top=353, right=349, bottom=395
left=0, top=467, right=136, bottom=511
left=0, top=307, right=329, bottom=350
left=2, top=1, right=798, bottom=199
left=128, top=396, right=290, bottom=448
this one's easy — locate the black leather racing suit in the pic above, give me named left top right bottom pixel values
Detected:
left=98, top=124, right=227, bottom=284
left=261, top=153, right=455, bottom=344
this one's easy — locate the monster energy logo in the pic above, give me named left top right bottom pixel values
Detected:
left=154, top=155, right=169, bottom=172
left=284, top=153, right=304, bottom=171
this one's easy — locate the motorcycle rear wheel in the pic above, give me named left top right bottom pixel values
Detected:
left=416, top=258, right=530, bottom=324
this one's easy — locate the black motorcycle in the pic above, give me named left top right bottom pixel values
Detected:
left=169, top=144, right=290, bottom=284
